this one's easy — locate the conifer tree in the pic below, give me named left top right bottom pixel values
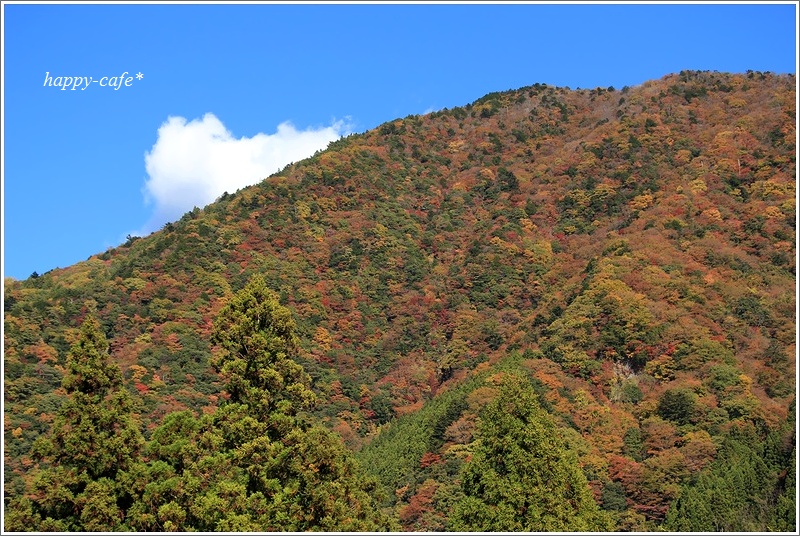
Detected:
left=4, top=316, right=143, bottom=531
left=451, top=374, right=612, bottom=532
left=125, top=275, right=395, bottom=531
left=664, top=405, right=797, bottom=532
left=210, top=274, right=317, bottom=432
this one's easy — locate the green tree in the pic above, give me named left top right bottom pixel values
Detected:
left=210, top=274, right=316, bottom=428
left=770, top=441, right=796, bottom=531
left=4, top=316, right=143, bottom=531
left=451, top=374, right=612, bottom=531
left=124, top=275, right=395, bottom=531
left=657, top=388, right=697, bottom=425
left=664, top=431, right=779, bottom=531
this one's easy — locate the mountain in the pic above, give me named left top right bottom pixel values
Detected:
left=4, top=70, right=796, bottom=531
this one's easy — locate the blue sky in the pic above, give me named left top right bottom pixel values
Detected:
left=2, top=2, right=797, bottom=280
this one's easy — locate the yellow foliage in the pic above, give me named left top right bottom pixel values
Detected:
left=128, top=364, right=148, bottom=383
left=136, top=333, right=152, bottom=344
left=294, top=200, right=312, bottom=220
left=629, top=192, right=654, bottom=210
left=689, top=178, right=707, bottom=194
left=314, top=326, right=333, bottom=352
left=519, top=218, right=536, bottom=233
left=478, top=168, right=495, bottom=180
left=577, top=151, right=599, bottom=173
left=673, top=149, right=693, bottom=165
left=572, top=388, right=592, bottom=408
left=644, top=354, right=676, bottom=382
left=749, top=180, right=791, bottom=199
left=448, top=140, right=466, bottom=153
left=316, top=196, right=337, bottom=211
left=123, top=277, right=148, bottom=291
left=764, top=206, right=783, bottom=219
left=490, top=236, right=520, bottom=255
left=701, top=208, right=723, bottom=222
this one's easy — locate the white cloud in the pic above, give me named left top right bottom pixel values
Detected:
left=138, top=113, right=347, bottom=234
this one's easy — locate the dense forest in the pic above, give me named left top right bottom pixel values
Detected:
left=4, top=70, right=797, bottom=531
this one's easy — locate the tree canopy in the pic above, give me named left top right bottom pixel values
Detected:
left=4, top=316, right=144, bottom=531
left=451, top=374, right=613, bottom=531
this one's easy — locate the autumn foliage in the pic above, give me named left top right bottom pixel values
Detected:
left=4, top=70, right=796, bottom=531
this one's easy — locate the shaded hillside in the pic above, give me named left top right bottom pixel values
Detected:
left=4, top=70, right=796, bottom=530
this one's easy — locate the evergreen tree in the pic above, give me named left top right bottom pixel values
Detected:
left=767, top=399, right=797, bottom=532
left=771, top=441, right=796, bottom=532
left=664, top=424, right=793, bottom=532
left=124, top=275, right=395, bottom=531
left=4, top=316, right=143, bottom=531
left=451, top=374, right=612, bottom=531
left=210, top=274, right=316, bottom=435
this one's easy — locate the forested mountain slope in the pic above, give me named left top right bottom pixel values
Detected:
left=4, top=70, right=796, bottom=530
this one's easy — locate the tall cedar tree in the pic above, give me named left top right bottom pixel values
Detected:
left=4, top=316, right=144, bottom=531
left=451, top=374, right=613, bottom=531
left=210, top=274, right=317, bottom=428
left=121, top=275, right=396, bottom=531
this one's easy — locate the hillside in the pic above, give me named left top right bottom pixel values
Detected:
left=4, top=70, right=797, bottom=530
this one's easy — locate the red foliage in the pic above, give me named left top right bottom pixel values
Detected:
left=398, top=480, right=437, bottom=527
left=419, top=452, right=443, bottom=468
